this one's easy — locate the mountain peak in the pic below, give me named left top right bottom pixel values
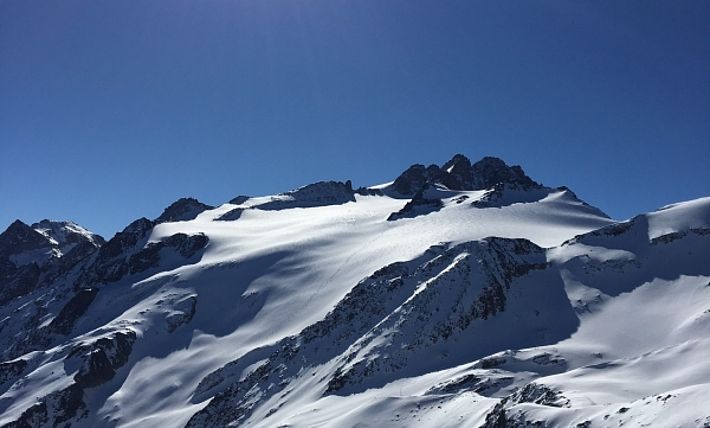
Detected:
left=470, top=156, right=537, bottom=190
left=5, top=219, right=32, bottom=233
left=155, top=198, right=214, bottom=223
left=391, top=154, right=539, bottom=196
left=0, top=219, right=51, bottom=257
left=30, top=219, right=105, bottom=250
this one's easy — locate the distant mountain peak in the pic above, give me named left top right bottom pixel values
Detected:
left=0, top=219, right=49, bottom=257
left=391, top=154, right=539, bottom=196
left=155, top=197, right=214, bottom=223
left=1, top=218, right=104, bottom=263
left=30, top=219, right=105, bottom=250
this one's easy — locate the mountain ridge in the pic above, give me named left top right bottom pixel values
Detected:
left=0, top=155, right=707, bottom=428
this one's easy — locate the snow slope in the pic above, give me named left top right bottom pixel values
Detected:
left=0, top=156, right=707, bottom=428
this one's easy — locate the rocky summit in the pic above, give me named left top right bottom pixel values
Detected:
left=0, top=155, right=708, bottom=428
left=390, top=154, right=539, bottom=196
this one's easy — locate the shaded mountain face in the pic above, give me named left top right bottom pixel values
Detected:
left=0, top=220, right=105, bottom=305
left=0, top=155, right=707, bottom=428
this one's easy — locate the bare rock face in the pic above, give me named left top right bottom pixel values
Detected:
left=483, top=382, right=570, bottom=428
left=0, top=220, right=105, bottom=304
left=0, top=220, right=54, bottom=260
left=228, top=195, right=250, bottom=205
left=254, top=180, right=356, bottom=210
left=390, top=154, right=540, bottom=197
left=79, top=217, right=154, bottom=285
left=391, top=164, right=445, bottom=196
left=155, top=197, right=213, bottom=223
left=4, top=331, right=137, bottom=427
left=214, top=208, right=245, bottom=221
left=79, top=216, right=208, bottom=286
left=4, top=383, right=86, bottom=428
left=48, top=288, right=99, bottom=335
left=69, top=330, right=136, bottom=388
left=387, top=189, right=444, bottom=221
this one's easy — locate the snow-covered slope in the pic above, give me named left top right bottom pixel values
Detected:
left=0, top=155, right=707, bottom=428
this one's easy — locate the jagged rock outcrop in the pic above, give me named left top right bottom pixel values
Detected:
left=483, top=382, right=570, bottom=428
left=155, top=197, right=213, bottom=223
left=78, top=218, right=154, bottom=285
left=228, top=195, right=250, bottom=205
left=0, top=220, right=56, bottom=263
left=30, top=219, right=105, bottom=255
left=1, top=157, right=704, bottom=428
left=390, top=155, right=540, bottom=197
left=215, top=208, right=245, bottom=221
left=48, top=288, right=99, bottom=335
left=2, top=331, right=137, bottom=427
left=68, top=330, right=136, bottom=388
left=4, top=383, right=86, bottom=428
left=254, top=180, right=355, bottom=210
left=391, top=164, right=446, bottom=196
left=78, top=220, right=207, bottom=286
left=0, top=220, right=104, bottom=304
left=387, top=188, right=444, bottom=220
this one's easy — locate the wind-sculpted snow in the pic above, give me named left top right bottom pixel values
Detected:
left=0, top=157, right=708, bottom=427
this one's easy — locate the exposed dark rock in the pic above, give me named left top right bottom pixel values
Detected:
left=426, top=373, right=514, bottom=396
left=390, top=154, right=540, bottom=197
left=0, top=220, right=52, bottom=258
left=77, top=218, right=154, bottom=285
left=215, top=208, right=245, bottom=221
left=0, top=220, right=104, bottom=300
left=155, top=197, right=213, bottom=224
left=1, top=331, right=136, bottom=426
left=69, top=330, right=136, bottom=388
left=48, top=288, right=99, bottom=335
left=0, top=359, right=28, bottom=387
left=163, top=233, right=209, bottom=257
left=354, top=186, right=384, bottom=196
left=0, top=222, right=104, bottom=304
left=0, top=262, right=41, bottom=305
left=166, top=295, right=197, bottom=332
left=127, top=233, right=208, bottom=275
left=0, top=221, right=54, bottom=303
left=440, top=154, right=474, bottom=190
left=650, top=227, right=710, bottom=245
left=470, top=157, right=538, bottom=190
left=470, top=183, right=551, bottom=209
left=4, top=383, right=86, bottom=428
left=31, top=219, right=105, bottom=251
left=229, top=195, right=250, bottom=205
left=387, top=189, right=444, bottom=221
left=483, top=382, right=570, bottom=428
left=391, top=164, right=445, bottom=196
left=562, top=215, right=646, bottom=247
left=98, top=218, right=154, bottom=260
left=188, top=238, right=561, bottom=426
left=78, top=215, right=206, bottom=286
left=254, top=181, right=355, bottom=210
left=128, top=244, right=161, bottom=274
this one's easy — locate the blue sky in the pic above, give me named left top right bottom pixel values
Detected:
left=1, top=1, right=708, bottom=238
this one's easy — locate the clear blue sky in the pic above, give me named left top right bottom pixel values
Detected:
left=1, top=1, right=708, bottom=238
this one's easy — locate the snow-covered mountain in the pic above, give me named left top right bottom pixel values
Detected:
left=0, top=154, right=708, bottom=428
